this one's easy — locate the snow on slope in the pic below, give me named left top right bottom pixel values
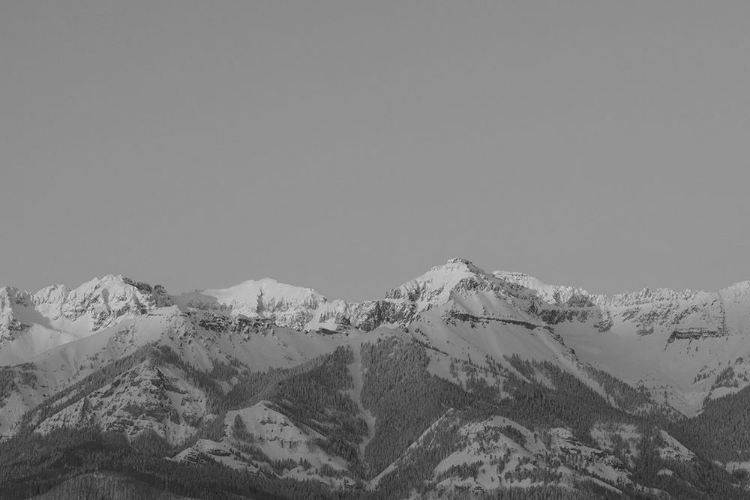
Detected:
left=3, top=257, right=749, bottom=500
left=3, top=257, right=750, bottom=443
left=227, top=401, right=347, bottom=470
left=0, top=260, right=672, bottom=438
left=372, top=411, right=633, bottom=494
left=0, top=304, right=355, bottom=437
left=171, top=258, right=536, bottom=335
left=494, top=270, right=591, bottom=306
left=0, top=275, right=167, bottom=365
left=386, top=258, right=486, bottom=310
left=172, top=400, right=357, bottom=488
left=659, top=430, right=696, bottom=462
left=548, top=281, right=750, bottom=414
left=487, top=265, right=750, bottom=415
left=37, top=360, right=210, bottom=443
left=174, top=278, right=336, bottom=331
left=396, top=262, right=617, bottom=402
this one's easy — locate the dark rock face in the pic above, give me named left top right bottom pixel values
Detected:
left=350, top=300, right=417, bottom=332
left=538, top=308, right=589, bottom=325
left=446, top=311, right=550, bottom=331
left=179, top=448, right=210, bottom=465
left=122, top=277, right=153, bottom=294
left=667, top=327, right=723, bottom=343
left=151, top=284, right=173, bottom=308
left=7, top=318, right=30, bottom=333
left=193, top=310, right=275, bottom=336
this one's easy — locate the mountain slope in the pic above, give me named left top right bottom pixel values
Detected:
left=2, top=259, right=750, bottom=499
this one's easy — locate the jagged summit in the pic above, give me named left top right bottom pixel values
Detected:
left=445, top=257, right=484, bottom=273
left=0, top=274, right=173, bottom=365
left=2, top=274, right=159, bottom=300
left=386, top=258, right=488, bottom=301
left=3, top=260, right=749, bottom=360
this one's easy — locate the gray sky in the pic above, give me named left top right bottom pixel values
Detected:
left=1, top=1, right=749, bottom=300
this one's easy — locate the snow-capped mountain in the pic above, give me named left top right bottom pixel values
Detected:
left=4, top=258, right=750, bottom=416
left=2, top=259, right=750, bottom=499
left=0, top=275, right=171, bottom=365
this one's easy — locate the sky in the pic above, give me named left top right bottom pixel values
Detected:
left=1, top=1, right=749, bottom=301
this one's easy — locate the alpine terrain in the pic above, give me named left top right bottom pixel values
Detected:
left=2, top=258, right=750, bottom=499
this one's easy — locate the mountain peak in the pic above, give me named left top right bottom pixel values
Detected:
left=384, top=258, right=489, bottom=306
left=446, top=257, right=475, bottom=266
left=0, top=286, right=32, bottom=312
left=444, top=257, right=483, bottom=273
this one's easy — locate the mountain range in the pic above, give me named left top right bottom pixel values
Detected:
left=2, top=258, right=750, bottom=499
